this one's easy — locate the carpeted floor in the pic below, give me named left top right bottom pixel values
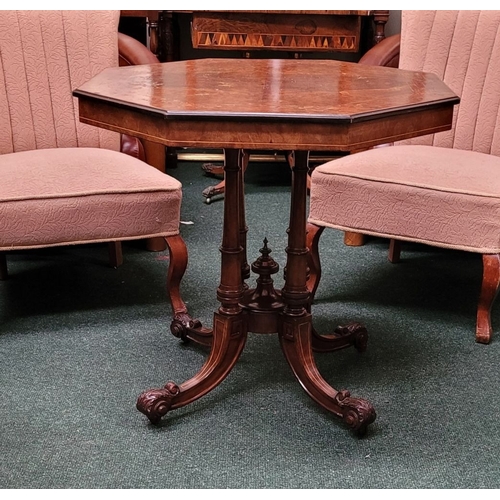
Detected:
left=1, top=159, right=500, bottom=489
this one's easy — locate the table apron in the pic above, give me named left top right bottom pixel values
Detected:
left=78, top=99, right=454, bottom=152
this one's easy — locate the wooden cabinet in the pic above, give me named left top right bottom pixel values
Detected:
left=120, top=10, right=389, bottom=62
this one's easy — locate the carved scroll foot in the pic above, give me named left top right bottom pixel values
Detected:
left=136, top=382, right=180, bottom=424
left=279, top=313, right=376, bottom=435
left=201, top=162, right=224, bottom=177
left=170, top=312, right=213, bottom=347
left=202, top=183, right=225, bottom=204
left=137, top=312, right=248, bottom=425
left=334, top=390, right=377, bottom=436
left=312, top=321, right=368, bottom=353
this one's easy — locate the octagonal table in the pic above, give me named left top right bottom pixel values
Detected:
left=74, top=58, right=459, bottom=435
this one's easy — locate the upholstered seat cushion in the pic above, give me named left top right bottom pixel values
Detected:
left=309, top=145, right=500, bottom=254
left=0, top=148, right=182, bottom=250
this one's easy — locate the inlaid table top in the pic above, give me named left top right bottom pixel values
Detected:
left=75, top=58, right=459, bottom=152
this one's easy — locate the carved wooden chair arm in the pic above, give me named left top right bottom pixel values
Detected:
left=118, top=32, right=160, bottom=66
left=117, top=32, right=160, bottom=162
left=358, top=34, right=401, bottom=68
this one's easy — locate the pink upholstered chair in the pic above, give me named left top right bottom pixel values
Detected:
left=0, top=11, right=190, bottom=323
left=307, top=10, right=500, bottom=344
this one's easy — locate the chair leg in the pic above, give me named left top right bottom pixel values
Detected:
left=146, top=237, right=167, bottom=252
left=388, top=239, right=402, bottom=263
left=108, top=241, right=123, bottom=268
left=165, top=234, right=189, bottom=319
left=165, top=233, right=213, bottom=345
left=0, top=252, right=7, bottom=280
left=344, top=232, right=366, bottom=246
left=476, top=254, right=500, bottom=344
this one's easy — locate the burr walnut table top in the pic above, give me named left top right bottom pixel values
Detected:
left=74, top=58, right=459, bottom=153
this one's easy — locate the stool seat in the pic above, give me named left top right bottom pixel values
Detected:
left=0, top=147, right=182, bottom=250
left=309, top=145, right=500, bottom=254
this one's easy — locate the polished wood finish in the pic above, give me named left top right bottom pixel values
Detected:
left=306, top=223, right=324, bottom=300
left=75, top=59, right=457, bottom=152
left=477, top=254, right=500, bottom=344
left=74, top=58, right=458, bottom=435
left=388, top=238, right=402, bottom=263
left=344, top=232, right=366, bottom=247
left=358, top=33, right=401, bottom=68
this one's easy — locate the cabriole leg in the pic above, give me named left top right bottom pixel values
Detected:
left=166, top=234, right=212, bottom=346
left=477, top=253, right=500, bottom=344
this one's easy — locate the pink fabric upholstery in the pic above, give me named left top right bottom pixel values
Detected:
left=0, top=11, right=182, bottom=252
left=0, top=148, right=182, bottom=250
left=309, top=146, right=500, bottom=253
left=0, top=11, right=120, bottom=154
left=309, top=10, right=500, bottom=253
left=397, top=10, right=500, bottom=155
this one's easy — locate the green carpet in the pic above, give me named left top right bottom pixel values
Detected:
left=1, top=160, right=500, bottom=488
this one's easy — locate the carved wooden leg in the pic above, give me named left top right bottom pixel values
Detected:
left=202, top=179, right=225, bottom=203
left=388, top=239, right=402, bottom=263
left=166, top=234, right=212, bottom=346
left=476, top=253, right=500, bottom=344
left=279, top=315, right=375, bottom=434
left=216, top=149, right=247, bottom=314
left=285, top=150, right=314, bottom=192
left=311, top=322, right=369, bottom=354
left=305, top=222, right=324, bottom=301
left=137, top=312, right=247, bottom=424
left=239, top=151, right=250, bottom=284
left=305, top=223, right=368, bottom=353
left=137, top=149, right=249, bottom=424
left=279, top=151, right=375, bottom=434
left=107, top=242, right=123, bottom=268
left=0, top=252, right=7, bottom=280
